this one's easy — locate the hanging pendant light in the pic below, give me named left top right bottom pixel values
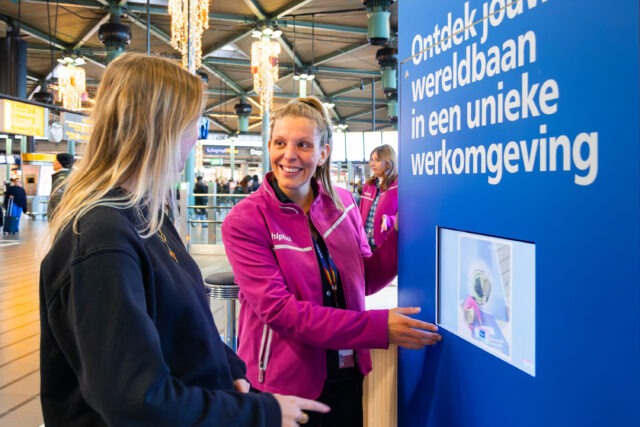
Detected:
left=251, top=27, right=281, bottom=112
left=168, top=0, right=210, bottom=70
left=56, top=57, right=86, bottom=111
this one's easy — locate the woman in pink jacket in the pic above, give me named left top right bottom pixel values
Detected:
left=222, top=97, right=440, bottom=427
left=359, top=145, right=398, bottom=251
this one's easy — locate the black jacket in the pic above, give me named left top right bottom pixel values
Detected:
left=193, top=181, right=208, bottom=206
left=4, top=185, right=27, bottom=211
left=47, top=169, right=72, bottom=219
left=39, top=203, right=280, bottom=426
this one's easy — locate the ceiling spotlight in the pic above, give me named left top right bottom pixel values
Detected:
left=299, top=73, right=308, bottom=79
left=262, top=27, right=273, bottom=35
left=252, top=30, right=262, bottom=38
left=293, top=75, right=300, bottom=80
left=272, top=29, right=282, bottom=38
left=75, top=57, right=86, bottom=65
left=307, top=74, right=315, bottom=80
left=323, top=102, right=335, bottom=109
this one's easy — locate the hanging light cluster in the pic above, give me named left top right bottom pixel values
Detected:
left=251, top=33, right=280, bottom=112
left=195, top=139, right=203, bottom=172
left=168, top=0, right=210, bottom=71
left=57, top=57, right=86, bottom=111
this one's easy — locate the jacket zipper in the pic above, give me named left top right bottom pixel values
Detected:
left=309, top=214, right=352, bottom=310
left=258, top=325, right=273, bottom=383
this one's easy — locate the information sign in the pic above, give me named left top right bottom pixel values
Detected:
left=0, top=100, right=46, bottom=137
left=398, top=1, right=639, bottom=426
left=62, top=112, right=91, bottom=142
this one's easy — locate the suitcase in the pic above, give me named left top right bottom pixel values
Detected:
left=3, top=197, right=19, bottom=234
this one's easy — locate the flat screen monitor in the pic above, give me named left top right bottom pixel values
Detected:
left=437, top=227, right=536, bottom=376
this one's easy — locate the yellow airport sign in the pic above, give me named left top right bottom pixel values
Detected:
left=21, top=153, right=57, bottom=162
left=0, top=100, right=46, bottom=137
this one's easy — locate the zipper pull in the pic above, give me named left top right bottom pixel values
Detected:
left=258, top=363, right=265, bottom=383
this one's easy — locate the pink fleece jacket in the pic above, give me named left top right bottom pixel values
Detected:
left=359, top=179, right=398, bottom=247
left=221, top=173, right=397, bottom=399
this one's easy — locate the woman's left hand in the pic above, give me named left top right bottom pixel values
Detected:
left=234, top=379, right=250, bottom=393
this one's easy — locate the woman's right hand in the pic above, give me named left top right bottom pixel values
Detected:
left=388, top=307, right=442, bottom=349
left=273, top=394, right=330, bottom=427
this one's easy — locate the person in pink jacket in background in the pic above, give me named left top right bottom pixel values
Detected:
left=222, top=97, right=441, bottom=427
left=359, top=145, right=398, bottom=251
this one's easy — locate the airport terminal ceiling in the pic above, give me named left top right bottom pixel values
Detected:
left=0, top=0, right=398, bottom=134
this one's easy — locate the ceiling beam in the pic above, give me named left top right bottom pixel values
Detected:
left=202, top=29, right=254, bottom=59
left=261, top=92, right=387, bottom=105
left=333, top=95, right=387, bottom=105
left=0, top=13, right=75, bottom=99
left=204, top=94, right=241, bottom=113
left=347, top=118, right=392, bottom=125
left=243, top=0, right=267, bottom=20
left=125, top=11, right=247, bottom=96
left=275, top=19, right=368, bottom=36
left=313, top=42, right=368, bottom=66
left=276, top=34, right=340, bottom=121
left=126, top=11, right=171, bottom=45
left=200, top=64, right=245, bottom=95
left=328, top=78, right=379, bottom=98
left=203, top=57, right=379, bottom=78
left=0, top=13, right=69, bottom=50
left=272, top=0, right=313, bottom=19
left=276, top=33, right=303, bottom=68
left=73, top=14, right=110, bottom=50
left=17, top=1, right=371, bottom=35
left=20, top=0, right=102, bottom=8
left=205, top=114, right=235, bottom=135
left=343, top=105, right=387, bottom=121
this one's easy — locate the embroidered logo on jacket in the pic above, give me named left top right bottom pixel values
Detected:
left=271, top=232, right=292, bottom=242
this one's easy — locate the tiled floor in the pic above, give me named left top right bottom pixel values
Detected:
left=0, top=217, right=232, bottom=427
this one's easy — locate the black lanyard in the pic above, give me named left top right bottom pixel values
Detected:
left=313, top=238, right=340, bottom=306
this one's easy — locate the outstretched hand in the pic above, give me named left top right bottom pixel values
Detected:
left=388, top=307, right=441, bottom=349
left=273, top=394, right=330, bottom=427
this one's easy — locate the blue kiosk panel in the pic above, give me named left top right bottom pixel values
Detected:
left=398, top=1, right=639, bottom=426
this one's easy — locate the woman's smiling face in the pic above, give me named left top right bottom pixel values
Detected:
left=269, top=115, right=329, bottom=204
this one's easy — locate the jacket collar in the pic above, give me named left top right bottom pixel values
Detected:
left=259, top=172, right=333, bottom=215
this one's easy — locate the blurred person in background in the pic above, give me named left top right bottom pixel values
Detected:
left=250, top=174, right=261, bottom=192
left=233, top=175, right=252, bottom=204
left=47, top=152, right=75, bottom=220
left=193, top=175, right=209, bottom=228
left=3, top=177, right=27, bottom=233
left=359, top=145, right=398, bottom=251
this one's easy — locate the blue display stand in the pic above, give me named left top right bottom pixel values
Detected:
left=397, top=1, right=639, bottom=426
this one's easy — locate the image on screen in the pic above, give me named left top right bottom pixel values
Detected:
left=437, top=227, right=536, bottom=376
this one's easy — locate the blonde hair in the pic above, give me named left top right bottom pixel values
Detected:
left=366, top=144, right=398, bottom=191
left=269, top=96, right=344, bottom=211
left=44, top=53, right=204, bottom=251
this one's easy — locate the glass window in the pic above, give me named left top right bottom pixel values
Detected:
left=363, top=131, right=382, bottom=160
left=345, top=132, right=364, bottom=162
left=332, top=132, right=346, bottom=162
left=382, top=131, right=398, bottom=154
